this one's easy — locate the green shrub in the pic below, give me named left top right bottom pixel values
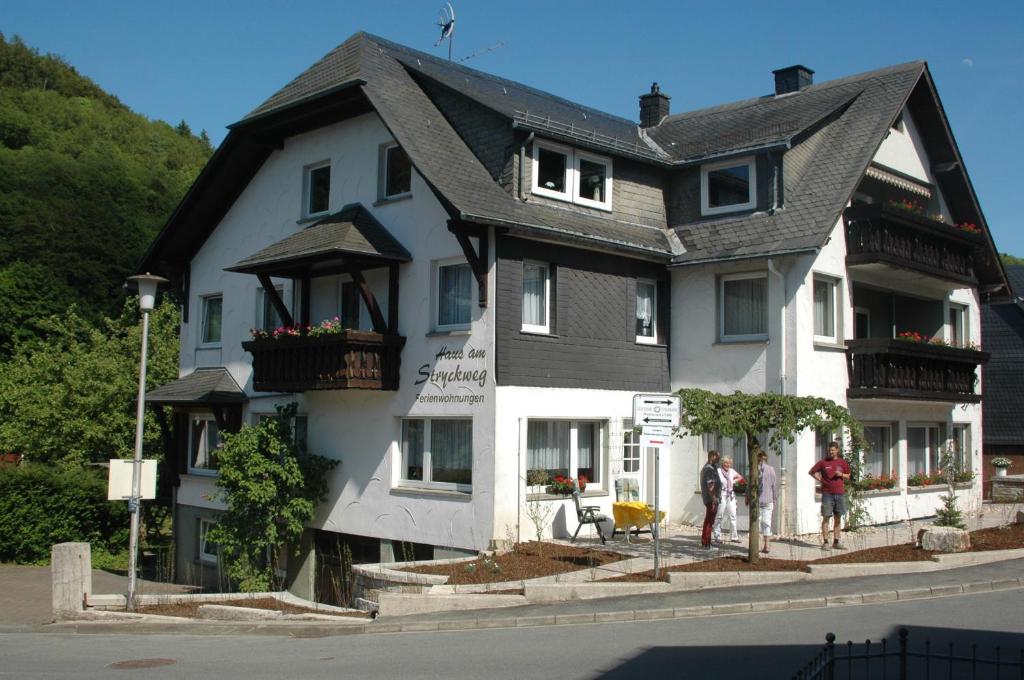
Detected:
left=0, top=463, right=130, bottom=564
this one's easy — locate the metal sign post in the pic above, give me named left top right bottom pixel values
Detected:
left=633, top=394, right=680, bottom=581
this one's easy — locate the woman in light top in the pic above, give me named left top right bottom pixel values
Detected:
left=712, top=456, right=745, bottom=543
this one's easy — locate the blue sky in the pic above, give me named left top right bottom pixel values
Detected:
left=4, top=1, right=1023, bottom=254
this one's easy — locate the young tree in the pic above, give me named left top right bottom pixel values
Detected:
left=208, top=404, right=337, bottom=592
left=675, top=389, right=865, bottom=564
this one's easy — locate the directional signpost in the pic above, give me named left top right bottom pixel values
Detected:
left=632, top=393, right=681, bottom=579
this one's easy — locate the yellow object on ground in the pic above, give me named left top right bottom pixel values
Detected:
left=612, top=501, right=665, bottom=538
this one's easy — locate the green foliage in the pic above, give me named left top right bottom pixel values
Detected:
left=209, top=404, right=337, bottom=592
left=675, top=389, right=866, bottom=561
left=0, top=33, right=210, bottom=351
left=0, top=299, right=179, bottom=465
left=0, top=463, right=130, bottom=564
left=1000, top=252, right=1024, bottom=266
left=934, top=446, right=967, bottom=529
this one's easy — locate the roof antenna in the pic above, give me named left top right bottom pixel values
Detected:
left=435, top=2, right=455, bottom=62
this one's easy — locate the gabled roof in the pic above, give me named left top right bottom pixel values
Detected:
left=226, top=203, right=411, bottom=277
left=982, top=266, right=1024, bottom=446
left=147, top=368, right=246, bottom=405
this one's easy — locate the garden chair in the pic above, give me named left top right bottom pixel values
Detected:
left=571, top=482, right=609, bottom=544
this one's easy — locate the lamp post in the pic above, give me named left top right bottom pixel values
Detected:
left=125, top=273, right=167, bottom=610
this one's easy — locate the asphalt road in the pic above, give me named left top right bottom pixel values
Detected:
left=2, top=590, right=1022, bottom=680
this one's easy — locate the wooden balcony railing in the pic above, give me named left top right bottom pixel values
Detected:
left=843, top=205, right=982, bottom=285
left=242, top=331, right=406, bottom=392
left=846, top=339, right=989, bottom=402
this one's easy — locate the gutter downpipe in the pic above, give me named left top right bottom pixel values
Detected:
left=519, top=132, right=535, bottom=201
left=766, top=257, right=788, bottom=537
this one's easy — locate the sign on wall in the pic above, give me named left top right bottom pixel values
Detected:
left=413, top=343, right=488, bottom=407
left=632, top=393, right=681, bottom=430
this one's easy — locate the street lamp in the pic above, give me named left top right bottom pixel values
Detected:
left=125, top=273, right=167, bottom=610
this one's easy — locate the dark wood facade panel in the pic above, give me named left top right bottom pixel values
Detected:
left=495, top=236, right=669, bottom=391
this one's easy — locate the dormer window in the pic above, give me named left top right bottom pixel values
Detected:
left=304, top=161, right=331, bottom=217
left=701, top=156, right=756, bottom=216
left=531, top=141, right=612, bottom=211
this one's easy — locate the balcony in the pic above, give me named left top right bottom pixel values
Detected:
left=843, top=205, right=983, bottom=286
left=243, top=331, right=406, bottom=392
left=846, top=339, right=989, bottom=403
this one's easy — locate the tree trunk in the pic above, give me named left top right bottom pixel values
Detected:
left=747, top=435, right=761, bottom=564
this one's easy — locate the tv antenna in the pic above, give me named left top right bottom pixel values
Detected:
left=435, top=2, right=456, bottom=61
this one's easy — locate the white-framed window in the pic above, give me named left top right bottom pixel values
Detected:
left=702, top=431, right=765, bottom=478
left=188, top=415, right=222, bottom=475
left=622, top=419, right=641, bottom=474
left=951, top=423, right=971, bottom=472
left=635, top=279, right=658, bottom=344
left=198, top=518, right=219, bottom=564
left=303, top=161, right=331, bottom=218
left=400, top=418, right=472, bottom=491
left=339, top=280, right=364, bottom=330
left=531, top=141, right=612, bottom=211
left=256, top=285, right=285, bottom=333
left=720, top=272, right=767, bottom=341
left=380, top=142, right=412, bottom=199
left=948, top=304, right=968, bottom=347
left=252, top=412, right=309, bottom=450
left=862, top=423, right=896, bottom=478
left=701, top=156, right=756, bottom=215
left=813, top=276, right=838, bottom=343
left=854, top=306, right=871, bottom=339
left=527, top=420, right=604, bottom=492
left=434, top=259, right=473, bottom=331
left=907, top=423, right=943, bottom=476
left=200, top=294, right=222, bottom=346
left=521, top=261, right=551, bottom=333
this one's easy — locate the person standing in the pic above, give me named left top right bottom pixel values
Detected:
left=700, top=450, right=721, bottom=549
left=752, top=450, right=778, bottom=554
left=713, top=456, right=745, bottom=543
left=808, top=441, right=851, bottom=549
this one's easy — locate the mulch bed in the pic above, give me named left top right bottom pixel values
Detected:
left=402, top=541, right=626, bottom=585
left=138, top=597, right=369, bottom=619
left=604, top=523, right=1024, bottom=582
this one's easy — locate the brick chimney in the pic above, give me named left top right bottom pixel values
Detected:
left=639, top=82, right=670, bottom=127
left=772, top=65, right=814, bottom=95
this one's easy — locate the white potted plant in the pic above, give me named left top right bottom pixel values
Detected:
left=991, top=457, right=1013, bottom=477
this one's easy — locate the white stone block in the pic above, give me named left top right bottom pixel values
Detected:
left=920, top=526, right=971, bottom=553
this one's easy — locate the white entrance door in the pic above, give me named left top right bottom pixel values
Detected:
left=622, top=420, right=651, bottom=503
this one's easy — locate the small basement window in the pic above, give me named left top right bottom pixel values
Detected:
left=702, top=157, right=756, bottom=215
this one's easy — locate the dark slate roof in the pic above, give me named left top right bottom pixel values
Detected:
left=226, top=203, right=411, bottom=275
left=671, top=62, right=924, bottom=265
left=982, top=266, right=1024, bottom=445
left=146, top=368, right=246, bottom=405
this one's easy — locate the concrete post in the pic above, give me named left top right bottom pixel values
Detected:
left=51, top=542, right=92, bottom=620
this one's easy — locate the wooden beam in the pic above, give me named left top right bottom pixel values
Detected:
left=449, top=221, right=488, bottom=308
left=347, top=266, right=388, bottom=332
left=211, top=406, right=229, bottom=434
left=257, top=273, right=294, bottom=328
left=388, top=263, right=399, bottom=334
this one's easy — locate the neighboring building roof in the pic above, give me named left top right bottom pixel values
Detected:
left=146, top=368, right=247, bottom=405
left=983, top=265, right=1024, bottom=446
left=226, top=203, right=412, bottom=276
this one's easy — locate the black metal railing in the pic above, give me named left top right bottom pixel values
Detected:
left=844, top=205, right=982, bottom=285
left=794, top=628, right=1023, bottom=680
left=242, top=331, right=405, bottom=392
left=846, top=339, right=988, bottom=402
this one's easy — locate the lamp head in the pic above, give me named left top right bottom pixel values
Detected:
left=127, top=273, right=168, bottom=311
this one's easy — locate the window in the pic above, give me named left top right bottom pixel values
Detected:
left=636, top=280, right=657, bottom=343
left=720, top=273, right=767, bottom=340
left=200, top=294, right=222, bottom=345
left=854, top=307, right=871, bottom=339
left=198, top=519, right=219, bottom=564
left=704, top=432, right=765, bottom=477
left=436, top=261, right=473, bottom=330
left=701, top=157, right=756, bottom=215
left=527, top=420, right=603, bottom=491
left=382, top=143, right=412, bottom=199
left=622, top=420, right=641, bottom=474
left=813, top=277, right=838, bottom=343
left=521, top=261, right=550, bottom=333
left=863, top=424, right=896, bottom=479
left=340, top=281, right=363, bottom=330
left=304, top=162, right=331, bottom=217
left=951, top=423, right=971, bottom=472
left=531, top=141, right=612, bottom=211
left=907, top=424, right=943, bottom=476
left=400, top=419, right=472, bottom=491
left=949, top=304, right=967, bottom=347
left=257, top=286, right=285, bottom=333
left=189, top=416, right=222, bottom=474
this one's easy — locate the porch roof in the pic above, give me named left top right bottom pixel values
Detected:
left=146, top=368, right=247, bottom=405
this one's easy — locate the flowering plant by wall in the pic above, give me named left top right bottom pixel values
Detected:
left=249, top=317, right=349, bottom=340
left=855, top=473, right=898, bottom=491
left=886, top=198, right=924, bottom=215
left=896, top=331, right=928, bottom=343
left=548, top=475, right=585, bottom=495
left=956, top=221, right=981, bottom=234
left=992, top=457, right=1013, bottom=469
left=894, top=332, right=980, bottom=351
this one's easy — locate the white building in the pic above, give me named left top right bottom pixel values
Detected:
left=141, top=36, right=1007, bottom=593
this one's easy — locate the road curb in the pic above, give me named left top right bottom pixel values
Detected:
left=37, top=576, right=1023, bottom=637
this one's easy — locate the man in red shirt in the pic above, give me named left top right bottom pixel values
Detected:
left=808, top=441, right=851, bottom=549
